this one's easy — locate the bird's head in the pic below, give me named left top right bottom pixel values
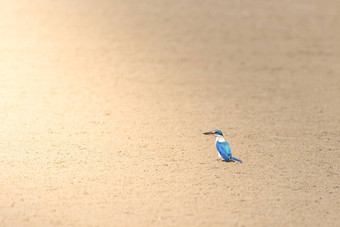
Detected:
left=203, top=130, right=224, bottom=137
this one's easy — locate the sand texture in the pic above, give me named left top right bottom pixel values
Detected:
left=0, top=0, right=339, bottom=226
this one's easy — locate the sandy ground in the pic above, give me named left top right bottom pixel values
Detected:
left=0, top=0, right=339, bottom=226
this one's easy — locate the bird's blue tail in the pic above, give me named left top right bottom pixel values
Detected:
left=231, top=157, right=242, bottom=163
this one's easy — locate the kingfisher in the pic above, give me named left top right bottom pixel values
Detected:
left=204, top=130, right=242, bottom=163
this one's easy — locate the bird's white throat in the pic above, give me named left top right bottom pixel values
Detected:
left=215, top=136, right=226, bottom=143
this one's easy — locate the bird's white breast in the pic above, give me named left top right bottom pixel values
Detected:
left=215, top=136, right=226, bottom=159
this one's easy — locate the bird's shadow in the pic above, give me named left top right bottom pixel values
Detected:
left=219, top=159, right=241, bottom=163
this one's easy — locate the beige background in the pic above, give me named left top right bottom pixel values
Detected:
left=0, top=0, right=339, bottom=226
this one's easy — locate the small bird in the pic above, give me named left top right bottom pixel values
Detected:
left=204, top=130, right=242, bottom=163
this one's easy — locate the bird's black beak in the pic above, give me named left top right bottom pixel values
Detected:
left=203, top=131, right=214, bottom=135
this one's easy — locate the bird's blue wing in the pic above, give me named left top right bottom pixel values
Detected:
left=216, top=141, right=232, bottom=161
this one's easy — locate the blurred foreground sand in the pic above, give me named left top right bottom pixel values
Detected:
left=0, top=0, right=339, bottom=226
